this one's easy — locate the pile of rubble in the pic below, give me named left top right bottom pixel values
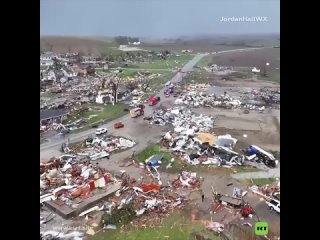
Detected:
left=40, top=155, right=117, bottom=208
left=241, top=88, right=280, bottom=107
left=250, top=179, right=280, bottom=200
left=149, top=106, right=279, bottom=168
left=62, top=135, right=136, bottom=160
left=108, top=180, right=186, bottom=229
left=172, top=84, right=280, bottom=111
left=174, top=92, right=242, bottom=109
left=162, top=131, right=245, bottom=167
left=171, top=171, right=201, bottom=189
left=203, top=64, right=233, bottom=73
left=149, top=108, right=214, bottom=130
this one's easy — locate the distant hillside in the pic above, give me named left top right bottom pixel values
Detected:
left=40, top=36, right=116, bottom=55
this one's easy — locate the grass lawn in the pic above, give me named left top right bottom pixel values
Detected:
left=148, top=71, right=175, bottom=88
left=269, top=150, right=280, bottom=159
left=240, top=178, right=276, bottom=187
left=184, top=70, right=213, bottom=84
left=97, top=46, right=126, bottom=57
left=64, top=103, right=128, bottom=132
left=232, top=166, right=263, bottom=173
left=92, top=211, right=221, bottom=240
left=130, top=54, right=194, bottom=69
left=258, top=73, right=280, bottom=82
left=141, top=46, right=165, bottom=52
left=137, top=144, right=191, bottom=174
left=196, top=55, right=213, bottom=68
left=40, top=136, right=47, bottom=145
left=120, top=68, right=173, bottom=78
left=40, top=92, right=61, bottom=99
left=40, top=65, right=49, bottom=70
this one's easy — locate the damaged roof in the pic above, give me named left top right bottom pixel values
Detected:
left=40, top=109, right=67, bottom=120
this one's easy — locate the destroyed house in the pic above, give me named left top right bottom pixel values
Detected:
left=219, top=195, right=242, bottom=207
left=40, top=109, right=67, bottom=125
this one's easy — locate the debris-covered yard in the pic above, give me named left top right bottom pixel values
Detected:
left=64, top=103, right=128, bottom=131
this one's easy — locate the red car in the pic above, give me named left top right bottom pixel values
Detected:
left=148, top=96, right=160, bottom=106
left=114, top=122, right=124, bottom=129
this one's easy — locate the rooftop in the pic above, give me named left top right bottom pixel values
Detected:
left=40, top=109, right=67, bottom=120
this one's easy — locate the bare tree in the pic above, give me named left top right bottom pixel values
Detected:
left=126, top=81, right=138, bottom=92
left=77, top=51, right=85, bottom=63
left=48, top=43, right=53, bottom=52
left=101, top=78, right=107, bottom=89
left=108, top=76, right=121, bottom=105
left=86, top=65, right=95, bottom=76
left=260, top=61, right=268, bottom=77
left=87, top=46, right=93, bottom=56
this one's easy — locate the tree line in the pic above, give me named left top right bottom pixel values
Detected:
left=114, top=36, right=139, bottom=45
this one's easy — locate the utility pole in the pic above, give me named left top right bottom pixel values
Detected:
left=262, top=61, right=269, bottom=77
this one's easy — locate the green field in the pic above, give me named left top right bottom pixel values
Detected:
left=120, top=68, right=173, bottom=78
left=140, top=46, right=166, bottom=52
left=40, top=92, right=61, bottom=99
left=196, top=55, right=213, bottom=68
left=128, top=54, right=194, bottom=69
left=184, top=70, right=213, bottom=84
left=258, top=73, right=280, bottom=82
left=137, top=144, right=169, bottom=162
left=97, top=43, right=128, bottom=57
left=137, top=144, right=196, bottom=173
left=239, top=178, right=276, bottom=187
left=92, top=211, right=221, bottom=240
left=40, top=65, right=49, bottom=70
left=232, top=166, right=263, bottom=173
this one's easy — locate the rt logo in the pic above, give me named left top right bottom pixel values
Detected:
left=255, top=222, right=268, bottom=235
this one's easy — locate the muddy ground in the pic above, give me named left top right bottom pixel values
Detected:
left=208, top=48, right=280, bottom=76
left=193, top=107, right=280, bottom=152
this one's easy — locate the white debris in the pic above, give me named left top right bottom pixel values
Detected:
left=79, top=206, right=100, bottom=217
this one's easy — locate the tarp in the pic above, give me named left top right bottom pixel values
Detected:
left=216, top=134, right=237, bottom=148
left=145, top=155, right=162, bottom=165
left=195, top=133, right=217, bottom=145
left=141, top=183, right=160, bottom=193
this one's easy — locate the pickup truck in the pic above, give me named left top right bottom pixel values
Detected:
left=267, top=199, right=280, bottom=214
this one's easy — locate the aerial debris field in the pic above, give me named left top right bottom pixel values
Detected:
left=40, top=37, right=280, bottom=240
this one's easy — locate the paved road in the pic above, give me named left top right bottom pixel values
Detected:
left=40, top=48, right=264, bottom=159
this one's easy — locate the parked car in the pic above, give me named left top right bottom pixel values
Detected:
left=114, top=122, right=124, bottom=129
left=95, top=128, right=108, bottom=135
left=267, top=199, right=280, bottom=214
left=148, top=96, right=160, bottom=106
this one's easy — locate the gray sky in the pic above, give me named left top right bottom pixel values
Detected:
left=40, top=0, right=279, bottom=37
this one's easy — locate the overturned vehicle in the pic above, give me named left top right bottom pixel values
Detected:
left=245, top=145, right=279, bottom=168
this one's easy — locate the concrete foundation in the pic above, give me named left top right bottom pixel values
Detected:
left=44, top=183, right=121, bottom=219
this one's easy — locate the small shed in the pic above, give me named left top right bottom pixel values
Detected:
left=40, top=109, right=68, bottom=125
